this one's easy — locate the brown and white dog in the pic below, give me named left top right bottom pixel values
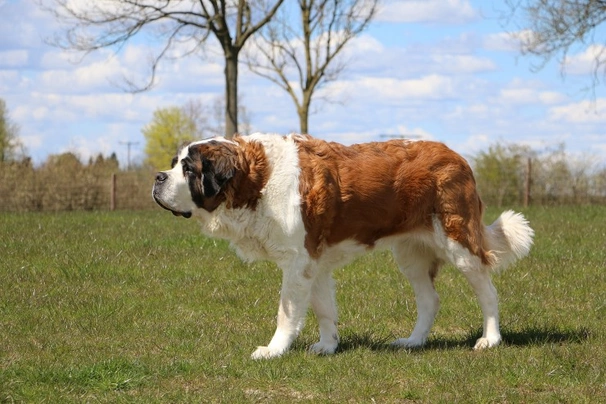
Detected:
left=152, top=133, right=534, bottom=359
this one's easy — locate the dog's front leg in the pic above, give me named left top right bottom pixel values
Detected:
left=251, top=261, right=314, bottom=360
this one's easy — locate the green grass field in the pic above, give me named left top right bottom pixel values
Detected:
left=1, top=206, right=605, bottom=402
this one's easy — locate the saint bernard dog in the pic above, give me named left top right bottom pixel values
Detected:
left=152, top=133, right=534, bottom=359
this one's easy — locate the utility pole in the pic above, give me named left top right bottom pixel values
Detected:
left=119, top=141, right=139, bottom=170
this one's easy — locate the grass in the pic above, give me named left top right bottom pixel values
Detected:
left=0, top=206, right=605, bottom=402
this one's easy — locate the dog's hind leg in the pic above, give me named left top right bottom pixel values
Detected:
left=433, top=214, right=503, bottom=350
left=391, top=242, right=442, bottom=349
left=309, top=269, right=339, bottom=355
left=251, top=257, right=314, bottom=360
left=462, top=269, right=501, bottom=349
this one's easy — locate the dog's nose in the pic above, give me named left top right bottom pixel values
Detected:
left=155, top=172, right=168, bottom=183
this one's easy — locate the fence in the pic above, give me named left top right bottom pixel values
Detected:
left=0, top=163, right=156, bottom=212
left=2, top=157, right=605, bottom=213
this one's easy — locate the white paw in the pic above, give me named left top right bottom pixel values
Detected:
left=391, top=337, right=426, bottom=349
left=251, top=346, right=286, bottom=360
left=473, top=336, right=501, bottom=350
left=309, top=341, right=338, bottom=355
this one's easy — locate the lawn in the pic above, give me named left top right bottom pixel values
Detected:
left=1, top=206, right=604, bottom=402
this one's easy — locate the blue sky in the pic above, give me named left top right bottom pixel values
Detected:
left=1, top=0, right=605, bottom=167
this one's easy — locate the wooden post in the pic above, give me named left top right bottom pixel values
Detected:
left=523, top=157, right=531, bottom=208
left=110, top=173, right=116, bottom=211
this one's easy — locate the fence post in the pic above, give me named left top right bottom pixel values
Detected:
left=523, top=157, right=531, bottom=208
left=110, top=173, right=116, bottom=211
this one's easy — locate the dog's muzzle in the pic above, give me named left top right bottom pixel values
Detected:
left=153, top=172, right=192, bottom=219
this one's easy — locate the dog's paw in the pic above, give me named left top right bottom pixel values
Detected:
left=473, top=336, right=501, bottom=350
left=309, top=341, right=338, bottom=355
left=251, top=346, right=286, bottom=360
left=390, top=337, right=426, bottom=349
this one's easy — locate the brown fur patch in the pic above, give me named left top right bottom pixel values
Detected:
left=187, top=138, right=270, bottom=212
left=295, top=137, right=490, bottom=263
left=225, top=137, right=270, bottom=210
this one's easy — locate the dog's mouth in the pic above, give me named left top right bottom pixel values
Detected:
left=171, top=210, right=192, bottom=219
left=153, top=194, right=192, bottom=219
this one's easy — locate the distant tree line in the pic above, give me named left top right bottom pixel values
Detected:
left=473, top=143, right=606, bottom=207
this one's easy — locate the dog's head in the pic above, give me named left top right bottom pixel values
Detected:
left=152, top=138, right=239, bottom=218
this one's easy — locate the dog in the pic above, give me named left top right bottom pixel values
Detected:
left=152, top=133, right=534, bottom=359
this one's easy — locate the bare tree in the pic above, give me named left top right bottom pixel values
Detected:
left=245, top=0, right=378, bottom=134
left=39, top=0, right=285, bottom=138
left=504, top=0, right=606, bottom=92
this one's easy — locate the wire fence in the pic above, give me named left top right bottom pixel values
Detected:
left=2, top=158, right=605, bottom=213
left=0, top=164, right=156, bottom=212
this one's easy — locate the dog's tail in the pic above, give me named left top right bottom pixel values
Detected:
left=484, top=210, right=534, bottom=271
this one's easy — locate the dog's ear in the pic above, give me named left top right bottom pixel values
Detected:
left=201, top=143, right=237, bottom=197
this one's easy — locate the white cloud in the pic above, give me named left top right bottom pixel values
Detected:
left=38, top=58, right=124, bottom=93
left=459, top=134, right=491, bottom=155
left=19, top=134, right=44, bottom=151
left=13, top=94, right=78, bottom=123
left=496, top=78, right=568, bottom=106
left=430, top=54, right=496, bottom=74
left=13, top=92, right=141, bottom=123
left=499, top=88, right=542, bottom=105
left=339, top=32, right=494, bottom=80
left=564, top=44, right=606, bottom=76
left=538, top=91, right=566, bottom=105
left=0, top=5, right=42, bottom=49
left=154, top=57, right=224, bottom=92
left=377, top=0, right=478, bottom=24
left=548, top=99, right=606, bottom=124
left=31, top=106, right=50, bottom=120
left=0, top=50, right=28, bottom=67
left=483, top=30, right=545, bottom=54
left=37, top=40, right=224, bottom=96
left=483, top=32, right=519, bottom=53
left=0, top=2, right=64, bottom=66
left=0, top=70, right=22, bottom=92
left=39, top=50, right=85, bottom=69
left=392, top=74, right=455, bottom=98
left=330, top=74, right=455, bottom=103
left=381, top=125, right=434, bottom=140
left=339, top=34, right=386, bottom=69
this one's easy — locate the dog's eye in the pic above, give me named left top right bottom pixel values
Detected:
left=170, top=156, right=178, bottom=168
left=181, top=161, right=193, bottom=176
left=181, top=156, right=198, bottom=177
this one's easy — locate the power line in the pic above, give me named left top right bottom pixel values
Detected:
left=119, top=141, right=139, bottom=169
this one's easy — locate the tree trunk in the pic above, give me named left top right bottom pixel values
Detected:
left=298, top=93, right=311, bottom=134
left=298, top=107, right=308, bottom=135
left=224, top=53, right=238, bottom=138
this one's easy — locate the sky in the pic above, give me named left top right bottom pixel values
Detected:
left=1, top=0, right=605, bottom=168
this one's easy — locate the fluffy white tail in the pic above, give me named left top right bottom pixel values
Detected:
left=485, top=210, right=534, bottom=271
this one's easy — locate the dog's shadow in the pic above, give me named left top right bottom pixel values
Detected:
left=320, top=326, right=592, bottom=354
